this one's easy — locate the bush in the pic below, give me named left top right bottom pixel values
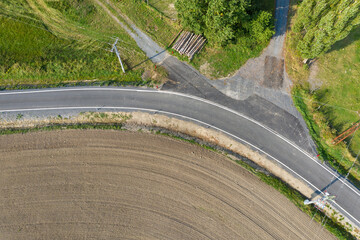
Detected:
left=249, top=11, right=274, bottom=44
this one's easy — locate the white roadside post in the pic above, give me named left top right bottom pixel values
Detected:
left=111, top=38, right=126, bottom=74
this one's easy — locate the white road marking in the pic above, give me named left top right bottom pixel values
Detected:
left=1, top=88, right=360, bottom=225
left=0, top=87, right=358, bottom=195
left=1, top=105, right=360, bottom=225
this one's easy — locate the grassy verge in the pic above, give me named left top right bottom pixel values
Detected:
left=292, top=87, right=360, bottom=189
left=0, top=0, right=153, bottom=87
left=314, top=26, right=360, bottom=156
left=287, top=0, right=360, bottom=188
left=0, top=123, right=124, bottom=135
left=191, top=36, right=269, bottom=79
left=0, top=119, right=355, bottom=239
left=110, top=0, right=181, bottom=48
left=246, top=162, right=356, bottom=240
left=284, top=0, right=310, bottom=83
left=0, top=78, right=151, bottom=91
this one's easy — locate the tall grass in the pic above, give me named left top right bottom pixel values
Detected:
left=0, top=0, right=151, bottom=87
left=292, top=87, right=360, bottom=189
left=110, top=0, right=181, bottom=47
left=286, top=0, right=360, bottom=187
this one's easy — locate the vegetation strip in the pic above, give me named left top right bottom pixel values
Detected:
left=292, top=87, right=360, bottom=190
left=0, top=0, right=155, bottom=86
left=286, top=0, right=360, bottom=192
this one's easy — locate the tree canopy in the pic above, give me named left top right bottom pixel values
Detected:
left=293, top=0, right=360, bottom=59
left=175, top=0, right=274, bottom=46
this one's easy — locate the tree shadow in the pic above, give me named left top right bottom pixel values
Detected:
left=129, top=48, right=170, bottom=70
left=326, top=25, right=360, bottom=54
left=311, top=176, right=342, bottom=199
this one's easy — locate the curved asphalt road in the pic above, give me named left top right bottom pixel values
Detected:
left=0, top=87, right=359, bottom=228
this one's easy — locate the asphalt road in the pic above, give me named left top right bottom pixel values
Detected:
left=0, top=87, right=359, bottom=228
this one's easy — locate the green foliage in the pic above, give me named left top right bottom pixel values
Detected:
left=175, top=0, right=207, bottom=34
left=16, top=114, right=23, bottom=120
left=175, top=0, right=254, bottom=46
left=293, top=0, right=360, bottom=59
left=204, top=0, right=249, bottom=45
left=109, top=0, right=180, bottom=47
left=0, top=0, right=149, bottom=86
left=292, top=87, right=360, bottom=189
left=188, top=0, right=274, bottom=78
left=249, top=11, right=275, bottom=44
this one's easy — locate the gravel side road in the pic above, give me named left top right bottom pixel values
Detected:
left=94, top=0, right=316, bottom=155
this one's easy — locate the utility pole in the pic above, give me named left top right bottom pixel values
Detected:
left=110, top=38, right=125, bottom=74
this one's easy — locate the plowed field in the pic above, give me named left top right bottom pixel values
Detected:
left=0, top=130, right=335, bottom=239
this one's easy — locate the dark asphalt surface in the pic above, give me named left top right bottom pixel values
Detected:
left=0, top=87, right=359, bottom=227
left=162, top=56, right=317, bottom=155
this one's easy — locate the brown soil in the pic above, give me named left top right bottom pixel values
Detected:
left=263, top=56, right=284, bottom=89
left=0, top=130, right=335, bottom=239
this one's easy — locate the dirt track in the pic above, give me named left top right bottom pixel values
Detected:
left=0, top=130, right=335, bottom=239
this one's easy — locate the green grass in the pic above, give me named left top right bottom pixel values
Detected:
left=110, top=0, right=181, bottom=48
left=287, top=0, right=360, bottom=187
left=284, top=0, right=310, bottom=83
left=148, top=0, right=177, bottom=19
left=192, top=36, right=269, bottom=78
left=292, top=87, right=360, bottom=189
left=314, top=26, right=360, bottom=156
left=0, top=0, right=152, bottom=87
left=183, top=0, right=276, bottom=79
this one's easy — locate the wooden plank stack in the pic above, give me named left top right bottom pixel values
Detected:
left=172, top=31, right=206, bottom=60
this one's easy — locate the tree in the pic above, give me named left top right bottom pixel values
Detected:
left=175, top=0, right=251, bottom=46
left=249, top=11, right=275, bottom=44
left=174, top=0, right=208, bottom=34
left=204, top=0, right=250, bottom=45
left=293, top=0, right=360, bottom=59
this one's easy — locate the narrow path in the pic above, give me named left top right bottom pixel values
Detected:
left=94, top=0, right=169, bottom=63
left=94, top=0, right=316, bottom=154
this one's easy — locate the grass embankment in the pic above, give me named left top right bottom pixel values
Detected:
left=0, top=113, right=355, bottom=239
left=293, top=87, right=360, bottom=188
left=148, top=0, right=177, bottom=19
left=110, top=0, right=181, bottom=48
left=286, top=0, right=360, bottom=186
left=236, top=160, right=356, bottom=240
left=284, top=0, right=310, bottom=83
left=0, top=0, right=153, bottom=87
left=315, top=26, right=360, bottom=157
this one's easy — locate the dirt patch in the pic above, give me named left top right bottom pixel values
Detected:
left=199, top=61, right=214, bottom=78
left=0, top=130, right=335, bottom=239
left=263, top=56, right=284, bottom=89
left=308, top=60, right=323, bottom=91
